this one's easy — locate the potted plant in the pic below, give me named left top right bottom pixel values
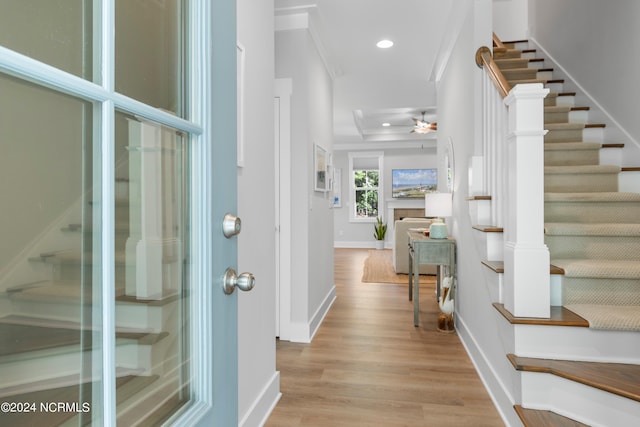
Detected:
left=373, top=216, right=387, bottom=249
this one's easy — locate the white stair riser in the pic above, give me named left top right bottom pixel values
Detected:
left=550, top=274, right=563, bottom=306
left=116, top=300, right=178, bottom=334
left=10, top=298, right=177, bottom=333
left=555, top=95, right=576, bottom=107
left=601, top=146, right=623, bottom=168
left=537, top=70, right=553, bottom=81
left=569, top=110, right=589, bottom=124
left=0, top=341, right=157, bottom=392
left=490, top=272, right=640, bottom=363
left=117, top=333, right=177, bottom=376
left=545, top=81, right=564, bottom=93
left=468, top=199, right=492, bottom=225
left=513, top=323, right=640, bottom=364
left=482, top=268, right=503, bottom=304
left=520, top=372, right=640, bottom=427
left=620, top=170, right=640, bottom=193
left=472, top=229, right=503, bottom=261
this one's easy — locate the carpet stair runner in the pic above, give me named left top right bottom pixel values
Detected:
left=496, top=40, right=640, bottom=333
left=491, top=36, right=640, bottom=425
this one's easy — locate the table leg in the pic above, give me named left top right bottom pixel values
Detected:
left=408, top=248, right=413, bottom=301
left=413, top=255, right=420, bottom=327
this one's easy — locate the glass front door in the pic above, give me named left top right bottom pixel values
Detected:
left=0, top=1, right=238, bottom=425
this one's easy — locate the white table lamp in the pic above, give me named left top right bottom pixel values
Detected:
left=425, top=192, right=452, bottom=238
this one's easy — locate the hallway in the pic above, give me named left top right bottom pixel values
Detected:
left=266, top=248, right=504, bottom=426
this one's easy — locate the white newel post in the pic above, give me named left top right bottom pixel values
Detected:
left=126, top=119, right=179, bottom=300
left=503, top=84, right=551, bottom=318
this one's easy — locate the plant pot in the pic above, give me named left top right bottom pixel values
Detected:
left=374, top=240, right=385, bottom=250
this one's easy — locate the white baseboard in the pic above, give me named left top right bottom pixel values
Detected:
left=239, top=371, right=281, bottom=427
left=309, top=285, right=336, bottom=341
left=456, top=313, right=520, bottom=427
left=285, top=285, right=336, bottom=343
left=334, top=241, right=391, bottom=249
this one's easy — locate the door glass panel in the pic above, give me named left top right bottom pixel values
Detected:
left=0, top=0, right=96, bottom=81
left=114, top=111, right=190, bottom=424
left=115, top=0, right=186, bottom=117
left=0, top=73, right=99, bottom=425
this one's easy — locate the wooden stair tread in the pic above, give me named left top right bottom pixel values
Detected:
left=548, top=91, right=577, bottom=97
left=546, top=122, right=587, bottom=130
left=493, top=303, right=589, bottom=327
left=544, top=106, right=590, bottom=112
left=0, top=318, right=91, bottom=357
left=116, top=290, right=181, bottom=305
left=11, top=281, right=179, bottom=306
left=514, top=405, right=589, bottom=427
left=494, top=57, right=543, bottom=68
left=62, top=223, right=129, bottom=233
left=472, top=224, right=504, bottom=232
left=30, top=250, right=128, bottom=264
left=503, top=39, right=530, bottom=46
left=0, top=315, right=167, bottom=357
left=508, top=354, right=640, bottom=402
left=466, top=195, right=492, bottom=201
left=482, top=261, right=564, bottom=275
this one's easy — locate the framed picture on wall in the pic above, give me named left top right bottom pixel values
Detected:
left=333, top=168, right=342, bottom=207
left=314, top=144, right=328, bottom=192
left=391, top=168, right=437, bottom=198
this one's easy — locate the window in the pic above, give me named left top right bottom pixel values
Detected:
left=0, top=1, right=211, bottom=423
left=349, top=152, right=384, bottom=222
left=354, top=169, right=380, bottom=218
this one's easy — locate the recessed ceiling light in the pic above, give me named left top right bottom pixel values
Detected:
left=376, top=39, right=393, bottom=49
left=382, top=122, right=391, bottom=127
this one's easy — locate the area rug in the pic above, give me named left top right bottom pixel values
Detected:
left=362, top=249, right=435, bottom=284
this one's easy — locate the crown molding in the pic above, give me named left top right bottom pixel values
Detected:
left=274, top=6, right=335, bottom=79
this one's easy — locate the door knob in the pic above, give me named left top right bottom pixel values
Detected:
left=222, top=268, right=255, bottom=295
left=222, top=213, right=241, bottom=238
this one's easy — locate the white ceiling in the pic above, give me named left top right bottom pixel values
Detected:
left=274, top=0, right=455, bottom=149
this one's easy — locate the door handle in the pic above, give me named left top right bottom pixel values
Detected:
left=222, top=213, right=242, bottom=238
left=222, top=268, right=255, bottom=295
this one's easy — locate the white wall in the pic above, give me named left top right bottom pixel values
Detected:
left=333, top=147, right=436, bottom=247
left=305, top=34, right=336, bottom=330
left=436, top=0, right=521, bottom=425
left=237, top=0, right=280, bottom=425
left=493, top=0, right=529, bottom=41
left=528, top=0, right=640, bottom=165
left=275, top=18, right=336, bottom=341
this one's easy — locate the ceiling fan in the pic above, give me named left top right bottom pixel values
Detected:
left=411, top=112, right=437, bottom=134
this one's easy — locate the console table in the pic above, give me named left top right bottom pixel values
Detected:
left=408, top=230, right=456, bottom=327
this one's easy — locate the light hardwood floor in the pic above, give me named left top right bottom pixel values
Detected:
left=266, top=248, right=504, bottom=426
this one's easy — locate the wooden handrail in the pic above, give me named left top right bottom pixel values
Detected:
left=492, top=32, right=505, bottom=49
left=475, top=45, right=511, bottom=98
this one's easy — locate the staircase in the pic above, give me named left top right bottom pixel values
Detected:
left=472, top=36, right=640, bottom=426
left=0, top=166, right=188, bottom=423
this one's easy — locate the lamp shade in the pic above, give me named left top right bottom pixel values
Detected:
left=425, top=192, right=452, bottom=218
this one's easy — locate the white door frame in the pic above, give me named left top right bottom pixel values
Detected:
left=274, top=78, right=292, bottom=340
left=0, top=1, right=238, bottom=424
